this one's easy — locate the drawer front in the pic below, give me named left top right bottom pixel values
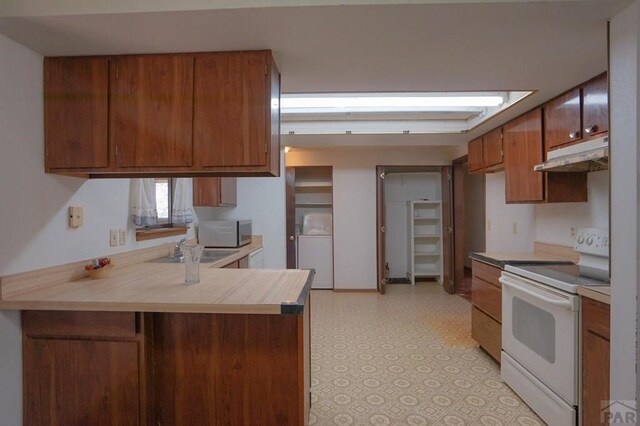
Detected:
left=471, top=306, right=501, bottom=363
left=472, top=277, right=502, bottom=322
left=472, top=260, right=502, bottom=286
left=582, top=297, right=610, bottom=340
left=23, top=311, right=137, bottom=339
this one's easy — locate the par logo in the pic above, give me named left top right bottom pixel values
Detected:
left=601, top=400, right=637, bottom=424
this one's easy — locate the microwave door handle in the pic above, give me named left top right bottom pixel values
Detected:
left=499, top=276, right=575, bottom=311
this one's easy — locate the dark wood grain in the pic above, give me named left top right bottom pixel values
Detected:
left=441, top=166, right=454, bottom=294
left=153, top=312, right=307, bottom=425
left=376, top=166, right=386, bottom=294
left=467, top=137, right=484, bottom=172
left=504, top=108, right=545, bottom=203
left=111, top=54, right=194, bottom=167
left=544, top=88, right=582, bottom=151
left=238, top=255, right=250, bottom=268
left=223, top=260, right=240, bottom=268
left=582, top=297, right=610, bottom=426
left=194, top=51, right=268, bottom=168
left=483, top=127, right=503, bottom=169
left=44, top=57, right=109, bottom=170
left=471, top=306, right=501, bottom=363
left=286, top=167, right=297, bottom=269
left=193, top=177, right=237, bottom=207
left=545, top=172, right=588, bottom=203
left=269, top=56, right=282, bottom=176
left=24, top=339, right=140, bottom=425
left=471, top=260, right=502, bottom=287
left=582, top=73, right=609, bottom=139
left=452, top=160, right=466, bottom=295
left=471, top=278, right=502, bottom=322
left=22, top=310, right=136, bottom=339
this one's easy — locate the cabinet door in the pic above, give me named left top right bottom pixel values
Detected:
left=24, top=339, right=140, bottom=425
left=504, top=108, right=544, bottom=203
left=193, top=177, right=237, bottom=207
left=111, top=54, right=194, bottom=167
left=582, top=73, right=608, bottom=139
left=468, top=137, right=484, bottom=172
left=582, top=298, right=610, bottom=426
left=483, top=127, right=503, bottom=167
left=194, top=51, right=268, bottom=167
left=45, top=57, right=109, bottom=169
left=544, top=88, right=582, bottom=151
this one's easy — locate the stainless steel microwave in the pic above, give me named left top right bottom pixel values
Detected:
left=198, top=220, right=252, bottom=248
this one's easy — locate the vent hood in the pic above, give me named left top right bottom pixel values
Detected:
left=534, top=136, right=608, bottom=172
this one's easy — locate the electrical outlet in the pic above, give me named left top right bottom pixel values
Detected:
left=512, top=222, right=518, bottom=235
left=110, top=229, right=118, bottom=247
left=570, top=227, right=577, bottom=238
left=119, top=229, right=127, bottom=246
left=69, top=206, right=83, bottom=228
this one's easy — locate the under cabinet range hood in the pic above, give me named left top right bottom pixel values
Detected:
left=534, top=136, right=608, bottom=172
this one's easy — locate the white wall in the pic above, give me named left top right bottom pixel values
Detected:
left=464, top=165, right=485, bottom=267
left=384, top=172, right=441, bottom=278
left=195, top=151, right=286, bottom=269
left=286, top=146, right=460, bottom=289
left=0, top=34, right=198, bottom=423
left=609, top=0, right=638, bottom=404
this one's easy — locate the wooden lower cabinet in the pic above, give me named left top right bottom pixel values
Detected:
left=470, top=260, right=502, bottom=363
left=581, top=297, right=610, bottom=426
left=22, top=302, right=310, bottom=425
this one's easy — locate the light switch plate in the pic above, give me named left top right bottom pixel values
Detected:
left=119, top=229, right=127, bottom=246
left=110, top=229, right=118, bottom=247
left=69, top=206, right=83, bottom=228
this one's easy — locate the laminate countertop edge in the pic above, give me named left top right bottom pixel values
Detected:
left=577, top=285, right=611, bottom=305
left=469, top=252, right=574, bottom=269
left=281, top=269, right=315, bottom=315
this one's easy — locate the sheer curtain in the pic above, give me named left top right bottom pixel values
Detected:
left=130, top=178, right=158, bottom=226
left=172, top=178, right=193, bottom=224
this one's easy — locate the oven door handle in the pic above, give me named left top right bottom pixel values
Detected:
left=499, top=276, right=576, bottom=311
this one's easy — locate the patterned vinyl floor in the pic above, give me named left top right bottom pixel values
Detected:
left=308, top=283, right=544, bottom=426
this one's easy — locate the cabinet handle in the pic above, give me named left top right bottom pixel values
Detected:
left=569, top=131, right=580, bottom=139
left=584, top=125, right=597, bottom=134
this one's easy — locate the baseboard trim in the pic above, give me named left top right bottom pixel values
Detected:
left=332, top=289, right=378, bottom=293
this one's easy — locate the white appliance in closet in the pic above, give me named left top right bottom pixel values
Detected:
left=407, top=200, right=443, bottom=284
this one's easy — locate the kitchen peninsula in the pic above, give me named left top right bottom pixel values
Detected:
left=0, top=241, right=313, bottom=425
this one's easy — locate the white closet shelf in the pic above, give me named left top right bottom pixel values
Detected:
left=295, top=203, right=333, bottom=207
left=414, top=233, right=440, bottom=238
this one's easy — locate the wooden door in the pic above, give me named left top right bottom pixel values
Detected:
left=483, top=127, right=503, bottom=167
left=111, top=54, right=194, bottom=167
left=468, top=137, right=484, bottom=172
left=376, top=166, right=387, bottom=294
left=582, top=73, right=608, bottom=139
left=286, top=167, right=297, bottom=268
left=44, top=57, right=109, bottom=170
left=582, top=298, right=610, bottom=426
left=544, top=88, right=582, bottom=151
left=23, top=338, right=140, bottom=425
left=194, top=51, right=268, bottom=168
left=441, top=166, right=454, bottom=294
left=504, top=108, right=545, bottom=203
left=452, top=160, right=466, bottom=294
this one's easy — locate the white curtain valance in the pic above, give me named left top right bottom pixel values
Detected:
left=130, top=178, right=158, bottom=226
left=172, top=178, right=194, bottom=224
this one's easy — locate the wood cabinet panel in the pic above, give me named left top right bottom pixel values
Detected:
left=504, top=108, right=545, bottom=203
left=111, top=54, right=194, bottom=167
left=24, top=338, right=140, bottom=425
left=468, top=137, right=484, bottom=172
left=582, top=298, right=610, bottom=426
left=194, top=51, right=268, bottom=168
left=471, top=306, right=501, bottom=363
left=471, top=260, right=502, bottom=287
left=472, top=277, right=502, bottom=322
left=544, top=88, right=582, bottom=150
left=193, top=177, right=237, bottom=207
left=483, top=127, right=503, bottom=168
left=23, top=311, right=136, bottom=339
left=153, top=312, right=307, bottom=425
left=44, top=57, right=109, bottom=170
left=238, top=255, right=249, bottom=269
left=582, top=73, right=608, bottom=139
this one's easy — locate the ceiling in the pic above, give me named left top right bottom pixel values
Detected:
left=0, top=0, right=630, bottom=148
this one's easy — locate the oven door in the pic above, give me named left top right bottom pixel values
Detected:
left=500, top=272, right=579, bottom=405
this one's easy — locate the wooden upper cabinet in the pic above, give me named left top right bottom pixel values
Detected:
left=193, top=177, right=237, bottom=207
left=110, top=54, right=194, bottom=168
left=468, top=137, right=484, bottom=172
left=483, top=127, right=503, bottom=168
left=544, top=88, right=582, bottom=151
left=194, top=51, right=274, bottom=169
left=44, top=57, right=109, bottom=170
left=504, top=108, right=545, bottom=203
left=582, top=73, right=608, bottom=138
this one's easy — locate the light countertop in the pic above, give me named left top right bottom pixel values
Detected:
left=470, top=252, right=573, bottom=269
left=0, top=238, right=313, bottom=315
left=577, top=285, right=611, bottom=305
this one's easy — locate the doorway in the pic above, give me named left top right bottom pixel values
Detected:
left=376, top=166, right=453, bottom=294
left=452, top=156, right=486, bottom=298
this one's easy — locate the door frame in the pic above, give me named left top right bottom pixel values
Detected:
left=375, top=165, right=455, bottom=294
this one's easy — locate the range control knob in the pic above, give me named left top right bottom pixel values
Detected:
left=577, top=235, right=585, bottom=244
left=586, top=236, right=594, bottom=245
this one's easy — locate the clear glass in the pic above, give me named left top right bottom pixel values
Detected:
left=181, top=244, right=204, bottom=284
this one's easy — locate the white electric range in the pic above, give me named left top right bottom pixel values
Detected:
left=499, top=227, right=609, bottom=426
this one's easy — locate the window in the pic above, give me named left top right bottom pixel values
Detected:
left=155, top=178, right=172, bottom=224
